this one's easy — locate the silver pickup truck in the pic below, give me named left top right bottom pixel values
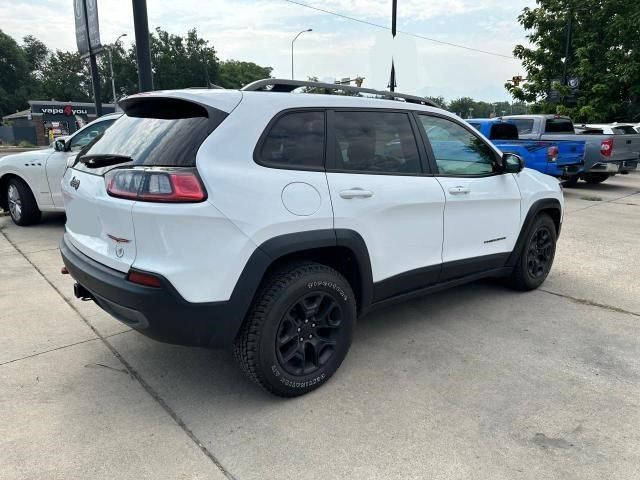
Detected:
left=503, top=115, right=640, bottom=184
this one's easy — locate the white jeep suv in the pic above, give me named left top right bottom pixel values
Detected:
left=60, top=79, right=563, bottom=397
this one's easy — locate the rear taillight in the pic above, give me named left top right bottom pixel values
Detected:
left=127, top=270, right=162, bottom=288
left=105, top=168, right=206, bottom=203
left=547, top=145, right=559, bottom=162
left=600, top=139, right=614, bottom=157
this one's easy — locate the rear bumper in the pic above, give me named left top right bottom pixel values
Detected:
left=60, top=234, right=246, bottom=348
left=620, top=160, right=638, bottom=173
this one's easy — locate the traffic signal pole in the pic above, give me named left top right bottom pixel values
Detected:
left=132, top=0, right=153, bottom=92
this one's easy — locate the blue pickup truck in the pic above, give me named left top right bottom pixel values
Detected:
left=468, top=118, right=585, bottom=179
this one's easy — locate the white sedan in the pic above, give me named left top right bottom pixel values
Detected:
left=0, top=113, right=121, bottom=225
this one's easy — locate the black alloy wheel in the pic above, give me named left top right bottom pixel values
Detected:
left=275, top=292, right=345, bottom=376
left=526, top=226, right=554, bottom=279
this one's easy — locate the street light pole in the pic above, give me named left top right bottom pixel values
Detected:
left=291, top=29, right=312, bottom=80
left=109, top=33, right=127, bottom=105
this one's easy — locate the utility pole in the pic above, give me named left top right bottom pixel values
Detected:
left=108, top=34, right=127, bottom=105
left=291, top=29, right=312, bottom=80
left=562, top=12, right=573, bottom=86
left=389, top=0, right=397, bottom=92
left=132, top=0, right=153, bottom=91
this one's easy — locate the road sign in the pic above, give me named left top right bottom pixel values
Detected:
left=567, top=76, right=580, bottom=90
left=74, top=0, right=102, bottom=58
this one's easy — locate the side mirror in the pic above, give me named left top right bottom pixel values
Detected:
left=54, top=138, right=67, bottom=152
left=502, top=153, right=525, bottom=173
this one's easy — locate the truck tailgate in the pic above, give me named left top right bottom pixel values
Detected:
left=611, top=135, right=640, bottom=162
left=555, top=140, right=585, bottom=166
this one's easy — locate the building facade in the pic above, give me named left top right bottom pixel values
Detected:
left=1, top=100, right=116, bottom=146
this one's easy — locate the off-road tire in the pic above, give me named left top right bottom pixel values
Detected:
left=583, top=173, right=609, bottom=184
left=6, top=178, right=41, bottom=226
left=507, top=213, right=557, bottom=291
left=561, top=176, right=579, bottom=188
left=234, top=262, right=356, bottom=397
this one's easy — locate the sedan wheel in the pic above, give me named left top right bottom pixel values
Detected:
left=7, top=184, right=22, bottom=223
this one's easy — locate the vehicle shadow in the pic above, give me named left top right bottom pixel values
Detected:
left=104, top=279, right=509, bottom=408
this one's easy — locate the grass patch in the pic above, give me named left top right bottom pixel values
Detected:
left=580, top=195, right=603, bottom=202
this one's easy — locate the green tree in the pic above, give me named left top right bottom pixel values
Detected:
left=39, top=50, right=92, bottom=102
left=508, top=0, right=640, bottom=122
left=218, top=60, right=272, bottom=88
left=0, top=30, right=30, bottom=116
left=426, top=96, right=446, bottom=109
left=150, top=27, right=219, bottom=90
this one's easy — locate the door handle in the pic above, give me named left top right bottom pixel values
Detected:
left=339, top=188, right=374, bottom=199
left=448, top=186, right=470, bottom=195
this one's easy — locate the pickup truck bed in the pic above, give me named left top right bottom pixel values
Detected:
left=468, top=119, right=585, bottom=179
left=503, top=115, right=640, bottom=184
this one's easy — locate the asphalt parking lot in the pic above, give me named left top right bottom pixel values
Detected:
left=1, top=172, right=639, bottom=480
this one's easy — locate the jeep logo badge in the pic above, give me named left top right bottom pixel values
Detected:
left=70, top=177, right=80, bottom=190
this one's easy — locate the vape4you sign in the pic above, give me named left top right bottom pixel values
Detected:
left=74, top=0, right=102, bottom=58
left=39, top=105, right=89, bottom=116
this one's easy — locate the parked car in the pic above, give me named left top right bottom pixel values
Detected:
left=503, top=115, right=640, bottom=184
left=60, top=79, right=564, bottom=397
left=468, top=118, right=584, bottom=180
left=582, top=124, right=638, bottom=135
left=0, top=113, right=121, bottom=225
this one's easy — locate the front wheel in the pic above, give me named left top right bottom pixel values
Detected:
left=507, top=213, right=557, bottom=291
left=234, top=262, right=356, bottom=397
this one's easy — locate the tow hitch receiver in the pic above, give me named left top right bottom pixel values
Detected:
left=74, top=283, right=94, bottom=301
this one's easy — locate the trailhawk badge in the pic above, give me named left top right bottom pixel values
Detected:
left=107, top=234, right=131, bottom=259
left=70, top=177, right=80, bottom=190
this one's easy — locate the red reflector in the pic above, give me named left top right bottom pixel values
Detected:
left=128, top=271, right=162, bottom=288
left=547, top=145, right=559, bottom=162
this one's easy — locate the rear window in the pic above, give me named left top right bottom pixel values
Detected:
left=545, top=118, right=574, bottom=133
left=74, top=98, right=224, bottom=174
left=611, top=126, right=637, bottom=135
left=507, top=119, right=534, bottom=135
left=489, top=123, right=518, bottom=140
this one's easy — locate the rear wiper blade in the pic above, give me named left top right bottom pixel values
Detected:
left=78, top=154, right=134, bottom=169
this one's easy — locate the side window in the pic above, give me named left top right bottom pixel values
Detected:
left=418, top=115, right=498, bottom=176
left=332, top=111, right=421, bottom=174
left=69, top=119, right=115, bottom=151
left=259, top=111, right=325, bottom=169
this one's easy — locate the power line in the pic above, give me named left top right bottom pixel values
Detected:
left=282, top=0, right=518, bottom=60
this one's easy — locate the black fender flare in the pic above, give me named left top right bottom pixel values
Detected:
left=227, top=229, right=374, bottom=334
left=506, top=198, right=562, bottom=267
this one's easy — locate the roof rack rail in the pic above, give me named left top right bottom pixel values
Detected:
left=241, top=78, right=441, bottom=108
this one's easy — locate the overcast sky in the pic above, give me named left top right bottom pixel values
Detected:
left=1, top=0, right=537, bottom=101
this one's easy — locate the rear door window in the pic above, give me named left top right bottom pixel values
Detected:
left=258, top=111, right=325, bottom=169
left=507, top=119, right=535, bottom=135
left=545, top=118, right=574, bottom=133
left=331, top=111, right=422, bottom=175
left=489, top=123, right=518, bottom=140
